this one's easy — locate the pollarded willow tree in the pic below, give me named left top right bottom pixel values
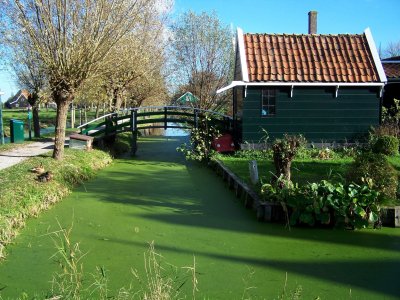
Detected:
left=102, top=0, right=171, bottom=112
left=3, top=0, right=154, bottom=160
left=169, top=11, right=234, bottom=111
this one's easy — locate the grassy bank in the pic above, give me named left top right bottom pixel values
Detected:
left=0, top=149, right=112, bottom=259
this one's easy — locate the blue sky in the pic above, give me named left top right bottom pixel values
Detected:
left=1, top=0, right=399, bottom=101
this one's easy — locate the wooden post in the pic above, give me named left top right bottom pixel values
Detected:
left=84, top=105, right=88, bottom=124
left=131, top=109, right=138, bottom=155
left=164, top=106, right=168, bottom=130
left=112, top=113, right=117, bottom=135
left=105, top=116, right=111, bottom=136
left=194, top=108, right=198, bottom=129
left=71, top=103, right=75, bottom=128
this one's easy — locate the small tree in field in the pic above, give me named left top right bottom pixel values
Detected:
left=10, top=37, right=46, bottom=138
left=272, top=134, right=306, bottom=185
left=3, top=0, right=153, bottom=160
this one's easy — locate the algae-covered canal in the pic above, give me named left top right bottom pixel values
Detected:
left=0, top=137, right=399, bottom=299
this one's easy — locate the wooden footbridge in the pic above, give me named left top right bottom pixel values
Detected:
left=77, top=106, right=233, bottom=154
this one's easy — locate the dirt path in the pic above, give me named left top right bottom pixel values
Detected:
left=0, top=141, right=55, bottom=170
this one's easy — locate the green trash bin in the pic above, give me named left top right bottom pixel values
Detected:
left=10, top=119, right=24, bottom=143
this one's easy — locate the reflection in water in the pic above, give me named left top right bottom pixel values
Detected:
left=140, top=123, right=189, bottom=137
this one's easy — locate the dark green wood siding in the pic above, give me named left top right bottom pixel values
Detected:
left=241, top=86, right=380, bottom=143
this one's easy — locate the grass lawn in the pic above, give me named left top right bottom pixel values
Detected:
left=217, top=154, right=400, bottom=191
left=216, top=155, right=353, bottom=187
left=0, top=137, right=399, bottom=299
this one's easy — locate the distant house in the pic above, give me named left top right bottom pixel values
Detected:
left=381, top=56, right=400, bottom=111
left=176, top=92, right=199, bottom=106
left=218, top=12, right=386, bottom=145
left=5, top=89, right=30, bottom=109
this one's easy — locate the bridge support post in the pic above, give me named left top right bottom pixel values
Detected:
left=131, top=109, right=138, bottom=155
left=194, top=108, right=198, bottom=129
left=164, top=107, right=168, bottom=130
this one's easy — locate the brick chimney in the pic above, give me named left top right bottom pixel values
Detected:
left=308, top=11, right=317, bottom=34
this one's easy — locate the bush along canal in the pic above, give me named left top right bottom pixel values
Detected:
left=0, top=137, right=399, bottom=299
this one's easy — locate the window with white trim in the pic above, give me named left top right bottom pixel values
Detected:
left=261, top=89, right=276, bottom=117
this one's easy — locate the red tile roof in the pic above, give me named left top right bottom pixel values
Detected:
left=243, top=33, right=380, bottom=83
left=382, top=63, right=400, bottom=78
left=382, top=57, right=400, bottom=79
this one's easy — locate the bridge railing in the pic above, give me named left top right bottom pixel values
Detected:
left=78, top=106, right=233, bottom=137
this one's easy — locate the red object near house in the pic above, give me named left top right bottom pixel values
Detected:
left=212, top=134, right=235, bottom=153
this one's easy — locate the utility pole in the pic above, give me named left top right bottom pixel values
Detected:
left=0, top=91, right=5, bottom=145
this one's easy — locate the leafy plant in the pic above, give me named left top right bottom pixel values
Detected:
left=346, top=152, right=398, bottom=202
left=177, top=114, right=220, bottom=163
left=382, top=98, right=400, bottom=126
left=261, top=180, right=381, bottom=229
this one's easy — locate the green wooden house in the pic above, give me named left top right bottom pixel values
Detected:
left=218, top=21, right=387, bottom=145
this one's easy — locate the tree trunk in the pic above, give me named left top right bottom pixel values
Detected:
left=95, top=105, right=100, bottom=119
left=112, top=89, right=123, bottom=113
left=27, top=92, right=41, bottom=138
left=53, top=96, right=72, bottom=160
left=273, top=154, right=292, bottom=184
left=84, top=105, right=87, bottom=123
left=32, top=105, right=40, bottom=137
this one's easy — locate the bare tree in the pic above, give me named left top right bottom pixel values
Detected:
left=383, top=40, right=400, bottom=58
left=10, top=36, right=46, bottom=137
left=169, top=11, right=234, bottom=111
left=3, top=0, right=152, bottom=159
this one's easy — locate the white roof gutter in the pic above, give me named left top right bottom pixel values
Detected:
left=217, top=81, right=385, bottom=94
left=237, top=28, right=249, bottom=82
left=364, top=27, right=387, bottom=83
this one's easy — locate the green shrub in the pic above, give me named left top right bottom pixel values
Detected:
left=177, top=115, right=220, bottom=163
left=111, top=133, right=132, bottom=156
left=372, top=135, right=399, bottom=156
left=346, top=152, right=398, bottom=202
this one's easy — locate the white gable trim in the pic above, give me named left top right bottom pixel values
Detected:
left=364, top=27, right=387, bottom=83
left=237, top=28, right=249, bottom=82
left=217, top=81, right=384, bottom=94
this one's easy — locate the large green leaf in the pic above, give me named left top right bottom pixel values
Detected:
left=353, top=205, right=366, bottom=218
